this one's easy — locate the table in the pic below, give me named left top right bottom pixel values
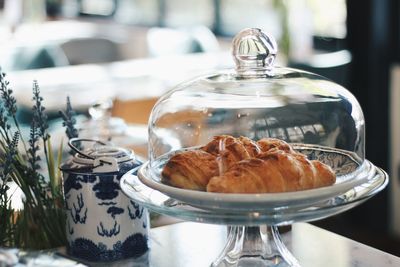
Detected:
left=128, top=221, right=400, bottom=267
left=4, top=214, right=398, bottom=266
left=84, top=221, right=400, bottom=267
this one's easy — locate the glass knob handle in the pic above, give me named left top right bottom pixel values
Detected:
left=232, top=28, right=278, bottom=77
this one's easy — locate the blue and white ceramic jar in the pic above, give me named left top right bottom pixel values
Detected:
left=60, top=139, right=149, bottom=262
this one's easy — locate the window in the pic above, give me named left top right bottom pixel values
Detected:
left=306, top=0, right=347, bottom=38
left=164, top=0, right=215, bottom=28
left=114, top=0, right=159, bottom=26
left=79, top=0, right=117, bottom=17
left=218, top=0, right=282, bottom=38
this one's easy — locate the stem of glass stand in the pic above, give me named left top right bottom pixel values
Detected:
left=211, top=225, right=300, bottom=267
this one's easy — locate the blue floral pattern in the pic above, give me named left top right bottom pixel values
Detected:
left=67, top=233, right=148, bottom=262
left=295, top=146, right=360, bottom=175
left=63, top=159, right=149, bottom=262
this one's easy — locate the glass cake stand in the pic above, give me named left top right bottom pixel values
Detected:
left=120, top=146, right=388, bottom=267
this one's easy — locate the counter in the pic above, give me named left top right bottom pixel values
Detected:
left=78, top=221, right=400, bottom=267
left=145, top=222, right=400, bottom=267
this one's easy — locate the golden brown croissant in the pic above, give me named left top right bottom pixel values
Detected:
left=161, top=150, right=218, bottom=191
left=257, top=138, right=294, bottom=153
left=201, top=135, right=259, bottom=172
left=206, top=148, right=336, bottom=193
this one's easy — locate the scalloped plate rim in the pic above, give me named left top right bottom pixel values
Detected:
left=135, top=158, right=374, bottom=210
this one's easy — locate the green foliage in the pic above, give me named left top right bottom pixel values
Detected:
left=0, top=69, right=74, bottom=249
left=273, top=0, right=290, bottom=57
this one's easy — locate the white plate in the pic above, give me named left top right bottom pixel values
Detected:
left=121, top=166, right=387, bottom=224
left=135, top=145, right=374, bottom=212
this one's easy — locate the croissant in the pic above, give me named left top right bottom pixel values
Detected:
left=201, top=135, right=259, bottom=172
left=206, top=148, right=336, bottom=193
left=161, top=150, right=218, bottom=191
left=257, top=138, right=294, bottom=153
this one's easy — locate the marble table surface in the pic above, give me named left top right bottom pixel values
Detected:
left=139, top=221, right=400, bottom=267
left=12, top=221, right=397, bottom=266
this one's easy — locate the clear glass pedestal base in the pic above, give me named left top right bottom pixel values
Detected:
left=211, top=226, right=300, bottom=267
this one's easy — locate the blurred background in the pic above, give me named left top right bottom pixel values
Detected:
left=0, top=0, right=399, bottom=257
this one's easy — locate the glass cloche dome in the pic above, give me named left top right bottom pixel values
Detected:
left=122, top=28, right=388, bottom=267
left=148, top=28, right=364, bottom=167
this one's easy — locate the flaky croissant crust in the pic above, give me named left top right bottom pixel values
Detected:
left=162, top=135, right=336, bottom=193
left=207, top=148, right=336, bottom=193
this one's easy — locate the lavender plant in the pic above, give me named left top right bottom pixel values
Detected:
left=0, top=69, right=78, bottom=249
left=59, top=96, right=81, bottom=154
left=0, top=132, right=18, bottom=245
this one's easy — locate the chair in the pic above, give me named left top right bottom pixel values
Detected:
left=59, top=37, right=121, bottom=65
left=4, top=44, right=69, bottom=71
left=289, top=50, right=352, bottom=88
